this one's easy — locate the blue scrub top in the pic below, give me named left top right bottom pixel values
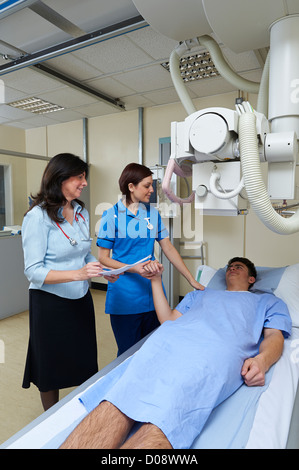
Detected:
left=97, top=199, right=168, bottom=314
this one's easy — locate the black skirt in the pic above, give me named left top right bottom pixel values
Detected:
left=22, top=289, right=98, bottom=392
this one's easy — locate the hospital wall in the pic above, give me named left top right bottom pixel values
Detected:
left=0, top=126, right=28, bottom=224
left=3, top=88, right=299, bottom=299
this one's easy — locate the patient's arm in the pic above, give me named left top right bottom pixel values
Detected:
left=151, top=276, right=182, bottom=324
left=241, top=328, right=284, bottom=387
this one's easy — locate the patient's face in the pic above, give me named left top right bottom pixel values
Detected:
left=225, top=262, right=255, bottom=289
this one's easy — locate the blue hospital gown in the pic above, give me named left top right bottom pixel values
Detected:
left=102, top=288, right=292, bottom=449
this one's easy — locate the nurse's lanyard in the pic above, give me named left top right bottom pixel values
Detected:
left=56, top=213, right=89, bottom=246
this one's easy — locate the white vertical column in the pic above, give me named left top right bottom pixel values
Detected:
left=269, top=15, right=299, bottom=136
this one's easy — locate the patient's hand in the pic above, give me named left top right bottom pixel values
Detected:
left=142, top=260, right=164, bottom=278
left=241, top=355, right=266, bottom=387
left=130, top=260, right=163, bottom=278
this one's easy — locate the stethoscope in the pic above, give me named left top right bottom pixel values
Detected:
left=56, top=213, right=92, bottom=246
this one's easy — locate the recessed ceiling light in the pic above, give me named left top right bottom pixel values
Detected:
left=161, top=51, right=220, bottom=82
left=8, top=96, right=64, bottom=114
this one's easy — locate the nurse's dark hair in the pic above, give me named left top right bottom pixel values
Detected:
left=227, top=257, right=257, bottom=287
left=25, top=153, right=88, bottom=223
left=119, top=163, right=153, bottom=203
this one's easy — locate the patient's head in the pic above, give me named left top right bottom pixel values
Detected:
left=226, top=257, right=257, bottom=290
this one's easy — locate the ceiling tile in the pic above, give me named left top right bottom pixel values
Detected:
left=1, top=68, right=63, bottom=95
left=222, top=48, right=262, bottom=73
left=115, top=64, right=173, bottom=93
left=121, top=94, right=156, bottom=110
left=72, top=36, right=154, bottom=74
left=45, top=54, right=104, bottom=81
left=74, top=101, right=120, bottom=117
left=0, top=104, right=33, bottom=120
left=142, top=88, right=184, bottom=105
left=127, top=26, right=178, bottom=60
left=0, top=85, right=28, bottom=104
left=37, top=87, right=98, bottom=108
left=186, top=76, right=237, bottom=98
left=86, top=76, right=137, bottom=97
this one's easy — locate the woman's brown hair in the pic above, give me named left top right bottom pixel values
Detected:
left=119, top=163, right=153, bottom=204
left=26, top=153, right=88, bottom=223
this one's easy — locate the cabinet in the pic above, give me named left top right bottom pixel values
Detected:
left=0, top=235, right=29, bottom=319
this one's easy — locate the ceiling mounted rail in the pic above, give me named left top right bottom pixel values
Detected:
left=28, top=1, right=86, bottom=38
left=0, top=15, right=147, bottom=75
left=0, top=0, right=38, bottom=18
left=33, top=63, right=125, bottom=110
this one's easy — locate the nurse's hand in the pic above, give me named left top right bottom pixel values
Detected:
left=132, top=260, right=163, bottom=278
left=189, top=279, right=205, bottom=291
left=142, top=260, right=164, bottom=278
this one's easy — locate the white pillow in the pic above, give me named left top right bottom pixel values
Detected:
left=196, top=264, right=216, bottom=286
left=197, top=264, right=299, bottom=327
left=274, top=264, right=299, bottom=327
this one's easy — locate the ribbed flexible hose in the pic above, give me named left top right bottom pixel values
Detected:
left=198, top=35, right=260, bottom=94
left=169, top=44, right=197, bottom=115
left=209, top=171, right=244, bottom=199
left=239, top=112, right=299, bottom=234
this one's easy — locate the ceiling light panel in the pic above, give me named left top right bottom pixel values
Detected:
left=8, top=96, right=64, bottom=114
left=161, top=51, right=220, bottom=82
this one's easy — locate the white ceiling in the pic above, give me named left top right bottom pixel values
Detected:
left=0, top=0, right=264, bottom=129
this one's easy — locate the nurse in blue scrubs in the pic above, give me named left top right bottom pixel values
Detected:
left=97, top=163, right=203, bottom=356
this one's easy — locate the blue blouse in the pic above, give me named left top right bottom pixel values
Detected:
left=22, top=202, right=96, bottom=299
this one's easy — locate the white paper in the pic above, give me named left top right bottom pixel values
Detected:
left=100, top=255, right=152, bottom=276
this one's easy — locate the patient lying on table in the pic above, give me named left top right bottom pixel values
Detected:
left=61, top=257, right=292, bottom=449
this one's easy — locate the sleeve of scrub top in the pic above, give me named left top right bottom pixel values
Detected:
left=22, top=207, right=51, bottom=288
left=96, top=209, right=115, bottom=249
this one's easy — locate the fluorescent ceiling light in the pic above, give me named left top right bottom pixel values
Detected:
left=8, top=97, right=64, bottom=114
left=161, top=51, right=220, bottom=82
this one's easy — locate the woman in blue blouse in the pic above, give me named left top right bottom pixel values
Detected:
left=97, top=163, right=203, bottom=356
left=22, top=153, right=115, bottom=411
